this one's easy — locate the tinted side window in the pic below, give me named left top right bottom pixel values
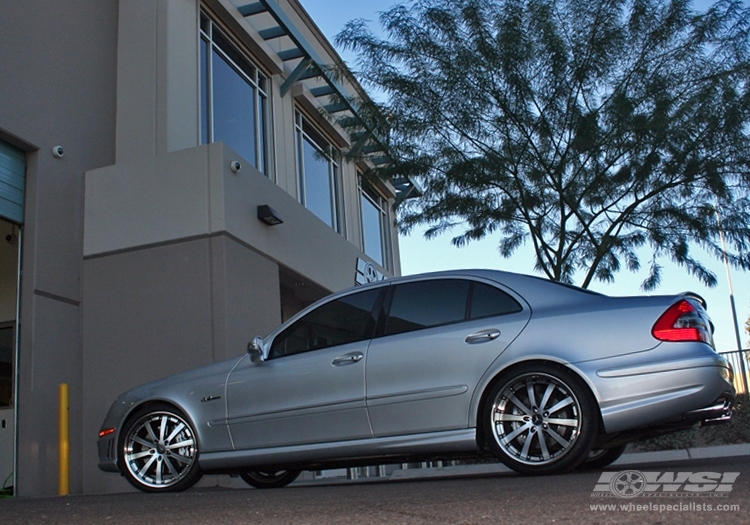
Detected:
left=270, top=288, right=382, bottom=358
left=385, top=280, right=470, bottom=336
left=469, top=282, right=522, bottom=319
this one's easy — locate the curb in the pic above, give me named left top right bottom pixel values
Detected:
left=612, top=442, right=750, bottom=466
left=387, top=443, right=750, bottom=482
left=208, top=443, right=750, bottom=488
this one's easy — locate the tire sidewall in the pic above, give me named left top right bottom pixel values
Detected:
left=483, top=362, right=598, bottom=475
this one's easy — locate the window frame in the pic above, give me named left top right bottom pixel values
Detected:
left=199, top=12, right=270, bottom=175
left=294, top=110, right=342, bottom=232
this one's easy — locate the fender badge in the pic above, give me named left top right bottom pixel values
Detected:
left=200, top=395, right=222, bottom=402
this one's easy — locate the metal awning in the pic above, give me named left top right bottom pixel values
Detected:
left=235, top=0, right=421, bottom=204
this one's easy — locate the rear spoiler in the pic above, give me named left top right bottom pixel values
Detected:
left=679, top=292, right=707, bottom=309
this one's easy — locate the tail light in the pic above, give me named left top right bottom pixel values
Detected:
left=652, top=299, right=712, bottom=344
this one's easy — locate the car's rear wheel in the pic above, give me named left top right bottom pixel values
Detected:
left=240, top=470, right=301, bottom=489
left=119, top=403, right=202, bottom=492
left=483, top=363, right=597, bottom=475
left=579, top=445, right=627, bottom=470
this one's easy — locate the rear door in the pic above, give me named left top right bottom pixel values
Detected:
left=365, top=277, right=530, bottom=437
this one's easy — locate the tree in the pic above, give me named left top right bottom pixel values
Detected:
left=337, top=0, right=750, bottom=288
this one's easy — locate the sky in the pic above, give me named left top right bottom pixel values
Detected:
left=300, top=0, right=750, bottom=353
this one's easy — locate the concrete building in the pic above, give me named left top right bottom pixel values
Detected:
left=0, top=0, right=416, bottom=496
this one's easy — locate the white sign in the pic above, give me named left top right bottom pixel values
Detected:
left=355, top=258, right=386, bottom=286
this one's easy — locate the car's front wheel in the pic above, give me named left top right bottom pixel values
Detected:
left=119, top=403, right=203, bottom=492
left=483, top=363, right=597, bottom=475
left=240, top=470, right=301, bottom=489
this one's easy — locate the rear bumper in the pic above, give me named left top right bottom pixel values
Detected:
left=576, top=346, right=735, bottom=434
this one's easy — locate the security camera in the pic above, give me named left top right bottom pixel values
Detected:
left=230, top=160, right=241, bottom=173
left=52, top=146, right=64, bottom=158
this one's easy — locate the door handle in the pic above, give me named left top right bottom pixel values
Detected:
left=465, top=329, right=501, bottom=344
left=332, top=352, right=364, bottom=366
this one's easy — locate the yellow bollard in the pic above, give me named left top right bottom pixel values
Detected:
left=58, top=383, right=69, bottom=496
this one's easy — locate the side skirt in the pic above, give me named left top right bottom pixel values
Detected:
left=199, top=429, right=478, bottom=471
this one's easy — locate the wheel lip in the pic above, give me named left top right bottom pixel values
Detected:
left=488, top=371, right=583, bottom=466
left=122, top=409, right=199, bottom=490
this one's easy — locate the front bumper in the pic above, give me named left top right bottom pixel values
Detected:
left=98, top=433, right=120, bottom=473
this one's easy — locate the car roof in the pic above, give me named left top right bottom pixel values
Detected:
left=347, top=268, right=602, bottom=306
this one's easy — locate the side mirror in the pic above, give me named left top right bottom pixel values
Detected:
left=247, top=336, right=266, bottom=363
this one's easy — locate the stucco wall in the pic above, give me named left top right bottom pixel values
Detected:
left=81, top=233, right=285, bottom=494
left=0, top=0, right=119, bottom=496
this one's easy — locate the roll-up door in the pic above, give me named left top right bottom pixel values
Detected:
left=0, top=141, right=25, bottom=224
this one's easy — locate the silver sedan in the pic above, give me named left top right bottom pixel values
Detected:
left=97, top=269, right=735, bottom=492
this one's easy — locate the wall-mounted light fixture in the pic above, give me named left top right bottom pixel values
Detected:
left=257, top=205, right=283, bottom=226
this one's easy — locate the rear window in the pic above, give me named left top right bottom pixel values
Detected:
left=384, top=279, right=522, bottom=336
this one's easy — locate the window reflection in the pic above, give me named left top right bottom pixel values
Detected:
left=270, top=288, right=382, bottom=358
left=295, top=112, right=340, bottom=231
left=360, top=185, right=387, bottom=267
left=212, top=49, right=257, bottom=167
left=384, top=279, right=523, bottom=336
left=199, top=13, right=268, bottom=174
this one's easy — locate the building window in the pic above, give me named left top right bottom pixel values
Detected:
left=359, top=181, right=390, bottom=268
left=295, top=111, right=341, bottom=231
left=200, top=13, right=268, bottom=174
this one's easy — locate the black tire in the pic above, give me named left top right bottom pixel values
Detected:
left=240, top=470, right=301, bottom=489
left=578, top=445, right=627, bottom=470
left=483, top=363, right=598, bottom=475
left=119, top=403, right=203, bottom=492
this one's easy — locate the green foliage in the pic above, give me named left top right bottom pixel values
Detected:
left=338, top=0, right=750, bottom=288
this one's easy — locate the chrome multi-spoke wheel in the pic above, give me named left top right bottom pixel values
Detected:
left=120, top=404, right=202, bottom=492
left=240, top=469, right=301, bottom=489
left=484, top=364, right=597, bottom=474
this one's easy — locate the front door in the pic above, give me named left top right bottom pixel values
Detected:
left=225, top=286, right=384, bottom=450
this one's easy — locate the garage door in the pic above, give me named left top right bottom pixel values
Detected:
left=0, top=141, right=25, bottom=224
